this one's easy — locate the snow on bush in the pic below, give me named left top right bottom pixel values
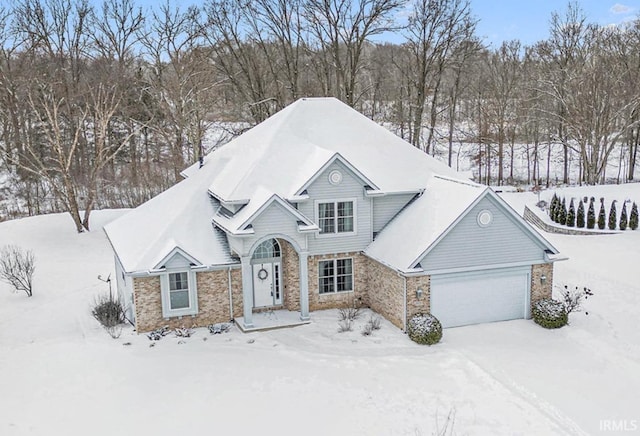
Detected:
left=147, top=326, right=170, bottom=341
left=532, top=298, right=568, bottom=329
left=407, top=313, right=442, bottom=345
left=208, top=322, right=232, bottom=334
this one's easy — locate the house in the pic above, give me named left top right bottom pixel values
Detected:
left=104, top=97, right=560, bottom=333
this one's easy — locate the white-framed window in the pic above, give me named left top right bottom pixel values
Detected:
left=160, top=270, right=198, bottom=318
left=317, top=199, right=356, bottom=235
left=318, top=258, right=353, bottom=294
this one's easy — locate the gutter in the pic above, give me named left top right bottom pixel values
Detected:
left=403, top=275, right=407, bottom=332
left=228, top=267, right=234, bottom=321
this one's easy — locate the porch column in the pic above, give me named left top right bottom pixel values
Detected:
left=241, top=255, right=254, bottom=328
left=299, top=250, right=310, bottom=321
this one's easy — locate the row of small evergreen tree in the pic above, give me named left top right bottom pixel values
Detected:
left=549, top=194, right=639, bottom=230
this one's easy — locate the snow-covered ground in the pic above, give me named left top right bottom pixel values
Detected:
left=1, top=186, right=640, bottom=435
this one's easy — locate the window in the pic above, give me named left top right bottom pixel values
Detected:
left=318, top=200, right=355, bottom=234
left=253, top=239, right=281, bottom=259
left=161, top=270, right=198, bottom=317
left=169, top=272, right=190, bottom=310
left=318, top=258, right=353, bottom=294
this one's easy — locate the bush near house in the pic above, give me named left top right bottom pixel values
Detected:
left=407, top=313, right=442, bottom=345
left=532, top=298, right=568, bottom=329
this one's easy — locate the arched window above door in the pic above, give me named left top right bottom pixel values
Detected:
left=252, top=239, right=281, bottom=260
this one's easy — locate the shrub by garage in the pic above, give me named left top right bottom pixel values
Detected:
left=532, top=298, right=568, bottom=329
left=407, top=313, right=442, bottom=345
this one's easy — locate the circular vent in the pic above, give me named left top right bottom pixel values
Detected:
left=477, top=210, right=493, bottom=227
left=328, top=170, right=343, bottom=185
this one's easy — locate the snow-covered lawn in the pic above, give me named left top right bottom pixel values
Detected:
left=2, top=186, right=640, bottom=435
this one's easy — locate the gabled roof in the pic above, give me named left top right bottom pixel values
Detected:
left=182, top=97, right=461, bottom=202
left=212, top=187, right=318, bottom=235
left=294, top=153, right=379, bottom=196
left=364, top=176, right=559, bottom=273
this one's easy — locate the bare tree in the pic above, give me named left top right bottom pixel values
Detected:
left=403, top=0, right=475, bottom=152
left=0, top=245, right=36, bottom=297
left=484, top=40, right=521, bottom=185
left=305, top=0, right=403, bottom=107
left=141, top=2, right=213, bottom=180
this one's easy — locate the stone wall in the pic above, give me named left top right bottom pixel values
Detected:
left=307, top=251, right=369, bottom=311
left=365, top=260, right=404, bottom=329
left=524, top=205, right=614, bottom=235
left=530, top=263, right=554, bottom=308
left=133, top=269, right=240, bottom=333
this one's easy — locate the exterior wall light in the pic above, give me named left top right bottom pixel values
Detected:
left=540, top=275, right=547, bottom=285
left=416, top=288, right=423, bottom=299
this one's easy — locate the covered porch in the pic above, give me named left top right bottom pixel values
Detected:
left=239, top=236, right=310, bottom=329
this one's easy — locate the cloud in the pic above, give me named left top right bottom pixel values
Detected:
left=610, top=3, right=633, bottom=14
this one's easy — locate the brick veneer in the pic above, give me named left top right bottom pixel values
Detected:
left=530, top=263, right=554, bottom=307
left=133, top=269, right=241, bottom=333
left=133, top=250, right=555, bottom=333
left=405, top=275, right=431, bottom=321
left=365, top=260, right=404, bottom=329
left=307, top=252, right=370, bottom=311
left=279, top=239, right=301, bottom=311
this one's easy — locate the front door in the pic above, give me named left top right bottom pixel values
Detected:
left=252, top=262, right=282, bottom=307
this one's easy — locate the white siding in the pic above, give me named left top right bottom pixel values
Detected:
left=298, top=161, right=373, bottom=255
left=420, top=195, right=546, bottom=272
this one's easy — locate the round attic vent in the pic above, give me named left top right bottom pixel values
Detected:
left=477, top=209, right=493, bottom=227
left=328, top=170, right=343, bottom=185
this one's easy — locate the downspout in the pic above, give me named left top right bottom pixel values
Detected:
left=403, top=276, right=407, bottom=332
left=228, top=267, right=233, bottom=321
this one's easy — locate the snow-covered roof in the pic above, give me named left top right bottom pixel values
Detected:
left=106, top=97, right=476, bottom=273
left=365, top=176, right=486, bottom=272
left=212, top=187, right=318, bottom=235
left=104, top=164, right=238, bottom=274
left=182, top=97, right=461, bottom=201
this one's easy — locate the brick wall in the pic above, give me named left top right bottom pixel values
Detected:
left=530, top=263, right=554, bottom=308
left=133, top=276, right=163, bottom=333
left=405, top=275, right=431, bottom=321
left=365, top=260, right=404, bottom=329
left=279, top=239, right=301, bottom=311
left=133, top=269, right=240, bottom=333
left=307, top=252, right=369, bottom=311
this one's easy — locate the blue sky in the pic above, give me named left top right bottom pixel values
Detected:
left=133, top=0, right=638, bottom=47
left=471, top=1, right=639, bottom=46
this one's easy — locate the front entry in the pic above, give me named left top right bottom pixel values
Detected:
left=251, top=239, right=283, bottom=308
left=252, top=262, right=282, bottom=307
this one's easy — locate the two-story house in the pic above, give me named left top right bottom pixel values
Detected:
left=104, top=98, right=560, bottom=333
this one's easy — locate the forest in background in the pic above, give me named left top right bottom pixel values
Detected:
left=0, top=0, right=639, bottom=231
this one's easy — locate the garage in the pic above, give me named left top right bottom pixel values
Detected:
left=430, top=266, right=531, bottom=328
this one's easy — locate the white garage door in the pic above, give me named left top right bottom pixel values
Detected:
left=430, top=267, right=530, bottom=328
